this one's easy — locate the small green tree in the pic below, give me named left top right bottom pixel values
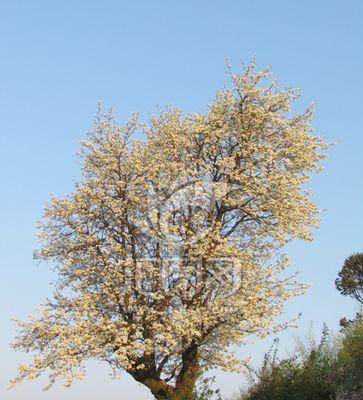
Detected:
left=335, top=252, right=363, bottom=305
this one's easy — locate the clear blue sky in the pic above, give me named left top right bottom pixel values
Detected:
left=1, top=1, right=362, bottom=399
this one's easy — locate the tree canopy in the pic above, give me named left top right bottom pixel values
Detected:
left=11, top=62, right=328, bottom=400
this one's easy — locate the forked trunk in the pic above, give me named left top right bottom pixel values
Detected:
left=137, top=346, right=200, bottom=400
left=140, top=376, right=197, bottom=400
left=172, top=345, right=200, bottom=400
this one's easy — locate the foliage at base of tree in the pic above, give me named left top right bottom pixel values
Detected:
left=235, top=316, right=362, bottom=400
left=193, top=376, right=222, bottom=400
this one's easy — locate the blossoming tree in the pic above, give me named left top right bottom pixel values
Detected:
left=11, top=63, right=328, bottom=400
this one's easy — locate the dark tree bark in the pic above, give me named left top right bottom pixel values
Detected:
left=133, top=345, right=200, bottom=400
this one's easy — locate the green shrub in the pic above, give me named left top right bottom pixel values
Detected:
left=238, top=318, right=362, bottom=400
left=336, top=315, right=363, bottom=399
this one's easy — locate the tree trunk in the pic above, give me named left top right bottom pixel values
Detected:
left=172, top=345, right=200, bottom=400
left=143, top=378, right=175, bottom=400
left=134, top=346, right=200, bottom=400
left=132, top=374, right=175, bottom=400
